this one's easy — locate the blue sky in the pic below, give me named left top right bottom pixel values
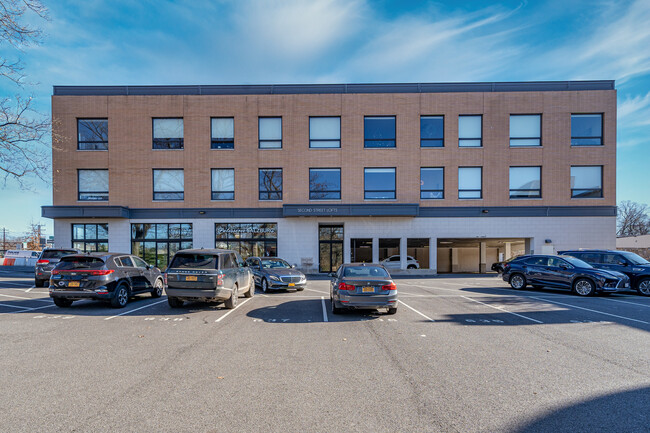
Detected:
left=1, top=0, right=649, bottom=238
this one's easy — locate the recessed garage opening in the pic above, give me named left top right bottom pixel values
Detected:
left=437, top=238, right=528, bottom=273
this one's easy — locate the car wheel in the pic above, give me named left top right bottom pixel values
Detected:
left=407, top=265, right=416, bottom=270
left=110, top=283, right=130, bottom=308
left=331, top=297, right=342, bottom=314
left=53, top=298, right=73, bottom=308
left=168, top=297, right=184, bottom=308
left=151, top=278, right=164, bottom=298
left=387, top=307, right=397, bottom=315
left=261, top=278, right=269, bottom=293
left=509, top=274, right=526, bottom=289
left=573, top=278, right=595, bottom=297
left=244, top=277, right=255, bottom=298
left=637, top=278, right=650, bottom=296
left=225, top=285, right=238, bottom=309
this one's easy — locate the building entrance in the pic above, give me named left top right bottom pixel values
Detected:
left=319, top=225, right=343, bottom=273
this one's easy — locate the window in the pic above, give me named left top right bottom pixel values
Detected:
left=72, top=223, right=108, bottom=252
left=350, top=238, right=372, bottom=263
left=571, top=114, right=603, bottom=146
left=132, top=256, right=149, bottom=268
left=364, top=168, right=396, bottom=199
left=364, top=116, right=395, bottom=148
left=153, top=169, right=184, bottom=201
left=216, top=223, right=277, bottom=259
left=211, top=118, right=234, bottom=149
left=259, top=117, right=282, bottom=149
left=78, top=169, right=108, bottom=201
left=458, top=167, right=482, bottom=199
left=421, top=168, right=444, bottom=199
left=77, top=119, right=108, bottom=150
left=510, top=114, right=541, bottom=146
left=309, top=168, right=341, bottom=200
left=459, top=115, right=482, bottom=147
left=309, top=117, right=340, bottom=148
left=420, top=116, right=444, bottom=147
left=379, top=239, right=400, bottom=261
left=602, top=253, right=627, bottom=265
left=259, top=168, right=282, bottom=200
left=571, top=166, right=602, bottom=198
left=509, top=166, right=541, bottom=199
left=211, top=169, right=234, bottom=200
left=153, top=118, right=184, bottom=149
left=117, top=256, right=134, bottom=267
left=407, top=238, right=429, bottom=269
left=132, top=223, right=192, bottom=270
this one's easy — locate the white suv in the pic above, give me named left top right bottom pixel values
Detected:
left=381, top=255, right=420, bottom=269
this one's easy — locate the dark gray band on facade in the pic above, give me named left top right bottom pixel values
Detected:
left=53, top=81, right=615, bottom=96
left=42, top=205, right=617, bottom=219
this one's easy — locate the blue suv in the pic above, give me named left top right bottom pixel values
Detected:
left=501, top=255, right=630, bottom=296
left=558, top=250, right=650, bottom=296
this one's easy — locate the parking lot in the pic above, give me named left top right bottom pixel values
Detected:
left=1, top=266, right=648, bottom=433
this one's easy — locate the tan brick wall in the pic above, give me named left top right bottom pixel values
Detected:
left=51, top=89, right=616, bottom=208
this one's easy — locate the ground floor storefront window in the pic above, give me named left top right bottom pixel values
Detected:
left=350, top=238, right=372, bottom=263
left=131, top=223, right=193, bottom=270
left=407, top=238, right=430, bottom=269
left=215, top=223, right=277, bottom=259
left=379, top=238, right=400, bottom=261
left=72, top=223, right=108, bottom=252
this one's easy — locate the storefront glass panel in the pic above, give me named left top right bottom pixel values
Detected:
left=131, top=223, right=193, bottom=270
left=407, top=238, right=429, bottom=269
left=215, top=223, right=278, bottom=259
left=379, top=238, right=400, bottom=261
left=351, top=238, right=372, bottom=263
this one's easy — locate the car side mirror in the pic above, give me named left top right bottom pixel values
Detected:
left=559, top=264, right=568, bottom=269
left=328, top=272, right=335, bottom=278
left=146, top=265, right=151, bottom=270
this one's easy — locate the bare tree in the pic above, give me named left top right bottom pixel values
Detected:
left=617, top=200, right=650, bottom=237
left=0, top=0, right=51, bottom=187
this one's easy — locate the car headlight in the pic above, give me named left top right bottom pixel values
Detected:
left=269, top=275, right=281, bottom=281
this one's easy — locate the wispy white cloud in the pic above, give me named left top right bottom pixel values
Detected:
left=618, top=91, right=650, bottom=127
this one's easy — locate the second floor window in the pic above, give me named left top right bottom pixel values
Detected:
left=420, top=116, right=444, bottom=147
left=571, top=166, right=603, bottom=198
left=459, top=115, right=482, bottom=147
left=421, top=167, right=444, bottom=199
left=259, top=168, right=282, bottom=200
left=211, top=169, right=234, bottom=200
left=571, top=114, right=603, bottom=146
left=211, top=118, right=234, bottom=149
left=309, top=168, right=341, bottom=200
left=78, top=119, right=108, bottom=150
left=364, top=168, right=396, bottom=199
left=153, top=118, right=184, bottom=149
left=259, top=117, right=282, bottom=149
left=153, top=169, right=184, bottom=200
left=510, top=114, right=541, bottom=146
left=78, top=169, right=108, bottom=201
left=458, top=167, right=482, bottom=199
left=364, top=116, right=395, bottom=148
left=309, top=117, right=341, bottom=148
left=509, top=166, right=541, bottom=199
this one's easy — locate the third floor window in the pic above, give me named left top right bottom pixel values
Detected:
left=211, top=118, right=234, bottom=149
left=78, top=119, right=108, bottom=150
left=571, top=114, right=603, bottom=146
left=364, top=116, right=395, bottom=148
left=420, top=116, right=444, bottom=147
left=309, top=117, right=341, bottom=148
left=510, top=114, right=541, bottom=147
left=458, top=115, right=482, bottom=147
left=153, top=118, right=184, bottom=149
left=259, top=117, right=282, bottom=149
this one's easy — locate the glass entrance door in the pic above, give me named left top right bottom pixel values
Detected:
left=319, top=225, right=343, bottom=273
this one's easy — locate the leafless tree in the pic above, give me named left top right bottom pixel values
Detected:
left=0, top=0, right=51, bottom=187
left=617, top=200, right=650, bottom=237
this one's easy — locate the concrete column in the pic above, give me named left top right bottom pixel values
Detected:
left=504, top=242, right=512, bottom=260
left=343, top=232, right=350, bottom=264
left=479, top=241, right=487, bottom=273
left=429, top=237, right=437, bottom=273
left=525, top=238, right=533, bottom=255
left=400, top=237, right=408, bottom=270
left=451, top=248, right=460, bottom=273
left=372, top=237, right=379, bottom=263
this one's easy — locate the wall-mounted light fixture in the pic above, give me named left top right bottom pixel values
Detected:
left=481, top=209, right=489, bottom=214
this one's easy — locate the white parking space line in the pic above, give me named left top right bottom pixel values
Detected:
left=215, top=297, right=252, bottom=323
left=461, top=296, right=544, bottom=324
left=0, top=281, right=35, bottom=287
left=601, top=297, right=650, bottom=309
left=0, top=304, right=56, bottom=316
left=0, top=293, right=51, bottom=302
left=0, top=302, right=33, bottom=310
left=400, top=283, right=465, bottom=293
left=530, top=297, right=650, bottom=324
left=104, top=299, right=169, bottom=321
left=305, top=287, right=329, bottom=295
left=397, top=300, right=435, bottom=322
left=25, top=286, right=35, bottom=293
left=321, top=297, right=328, bottom=322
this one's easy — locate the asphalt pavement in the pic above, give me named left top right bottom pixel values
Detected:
left=0, top=268, right=648, bottom=432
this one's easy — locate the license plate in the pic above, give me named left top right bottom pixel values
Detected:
left=288, top=283, right=295, bottom=287
left=362, top=286, right=374, bottom=293
left=185, top=276, right=198, bottom=281
left=68, top=281, right=80, bottom=288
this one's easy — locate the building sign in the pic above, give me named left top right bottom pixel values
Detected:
left=216, top=225, right=277, bottom=235
left=215, top=223, right=278, bottom=258
left=283, top=204, right=419, bottom=217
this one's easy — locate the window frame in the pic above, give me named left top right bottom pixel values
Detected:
left=570, top=165, right=603, bottom=199
left=458, top=114, right=483, bottom=148
left=420, top=115, right=444, bottom=148
left=258, top=116, right=283, bottom=149
left=211, top=168, right=235, bottom=201
left=509, top=114, right=542, bottom=147
left=364, top=116, right=396, bottom=148
left=309, top=168, right=341, bottom=200
left=259, top=168, right=283, bottom=201
left=458, top=166, right=483, bottom=199
left=77, top=169, right=109, bottom=201
left=131, top=223, right=193, bottom=270
left=71, top=223, right=109, bottom=252
left=571, top=113, right=603, bottom=146
left=420, top=167, right=444, bottom=200
left=309, top=116, right=341, bottom=149
left=77, top=118, right=108, bottom=151
left=364, top=167, right=396, bottom=200
left=509, top=166, right=542, bottom=199
left=152, top=117, right=184, bottom=150
left=210, top=117, right=235, bottom=150
left=152, top=168, right=184, bottom=201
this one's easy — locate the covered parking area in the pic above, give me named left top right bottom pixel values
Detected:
left=437, top=238, right=529, bottom=273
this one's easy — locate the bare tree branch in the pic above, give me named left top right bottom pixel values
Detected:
left=617, top=201, right=650, bottom=237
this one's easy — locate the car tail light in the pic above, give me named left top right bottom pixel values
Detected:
left=338, top=282, right=355, bottom=291
left=55, top=269, right=114, bottom=276
left=37, top=259, right=49, bottom=264
left=51, top=269, right=59, bottom=275
left=217, top=273, right=224, bottom=286
left=163, top=273, right=168, bottom=285
left=382, top=283, right=397, bottom=291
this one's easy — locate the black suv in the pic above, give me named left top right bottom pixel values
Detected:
left=559, top=250, right=650, bottom=296
left=35, top=248, right=80, bottom=287
left=49, top=253, right=164, bottom=308
left=501, top=254, right=630, bottom=296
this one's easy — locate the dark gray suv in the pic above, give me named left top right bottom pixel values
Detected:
left=35, top=248, right=80, bottom=287
left=164, top=249, right=254, bottom=309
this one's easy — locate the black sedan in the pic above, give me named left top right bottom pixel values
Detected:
left=49, top=253, right=164, bottom=308
left=329, top=263, right=397, bottom=314
left=501, top=255, right=630, bottom=296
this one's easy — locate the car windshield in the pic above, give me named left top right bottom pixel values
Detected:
left=42, top=250, right=77, bottom=259
left=619, top=251, right=650, bottom=265
left=261, top=259, right=291, bottom=269
left=562, top=256, right=592, bottom=268
left=343, top=266, right=390, bottom=278
left=56, top=256, right=105, bottom=270
left=169, top=254, right=217, bottom=269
